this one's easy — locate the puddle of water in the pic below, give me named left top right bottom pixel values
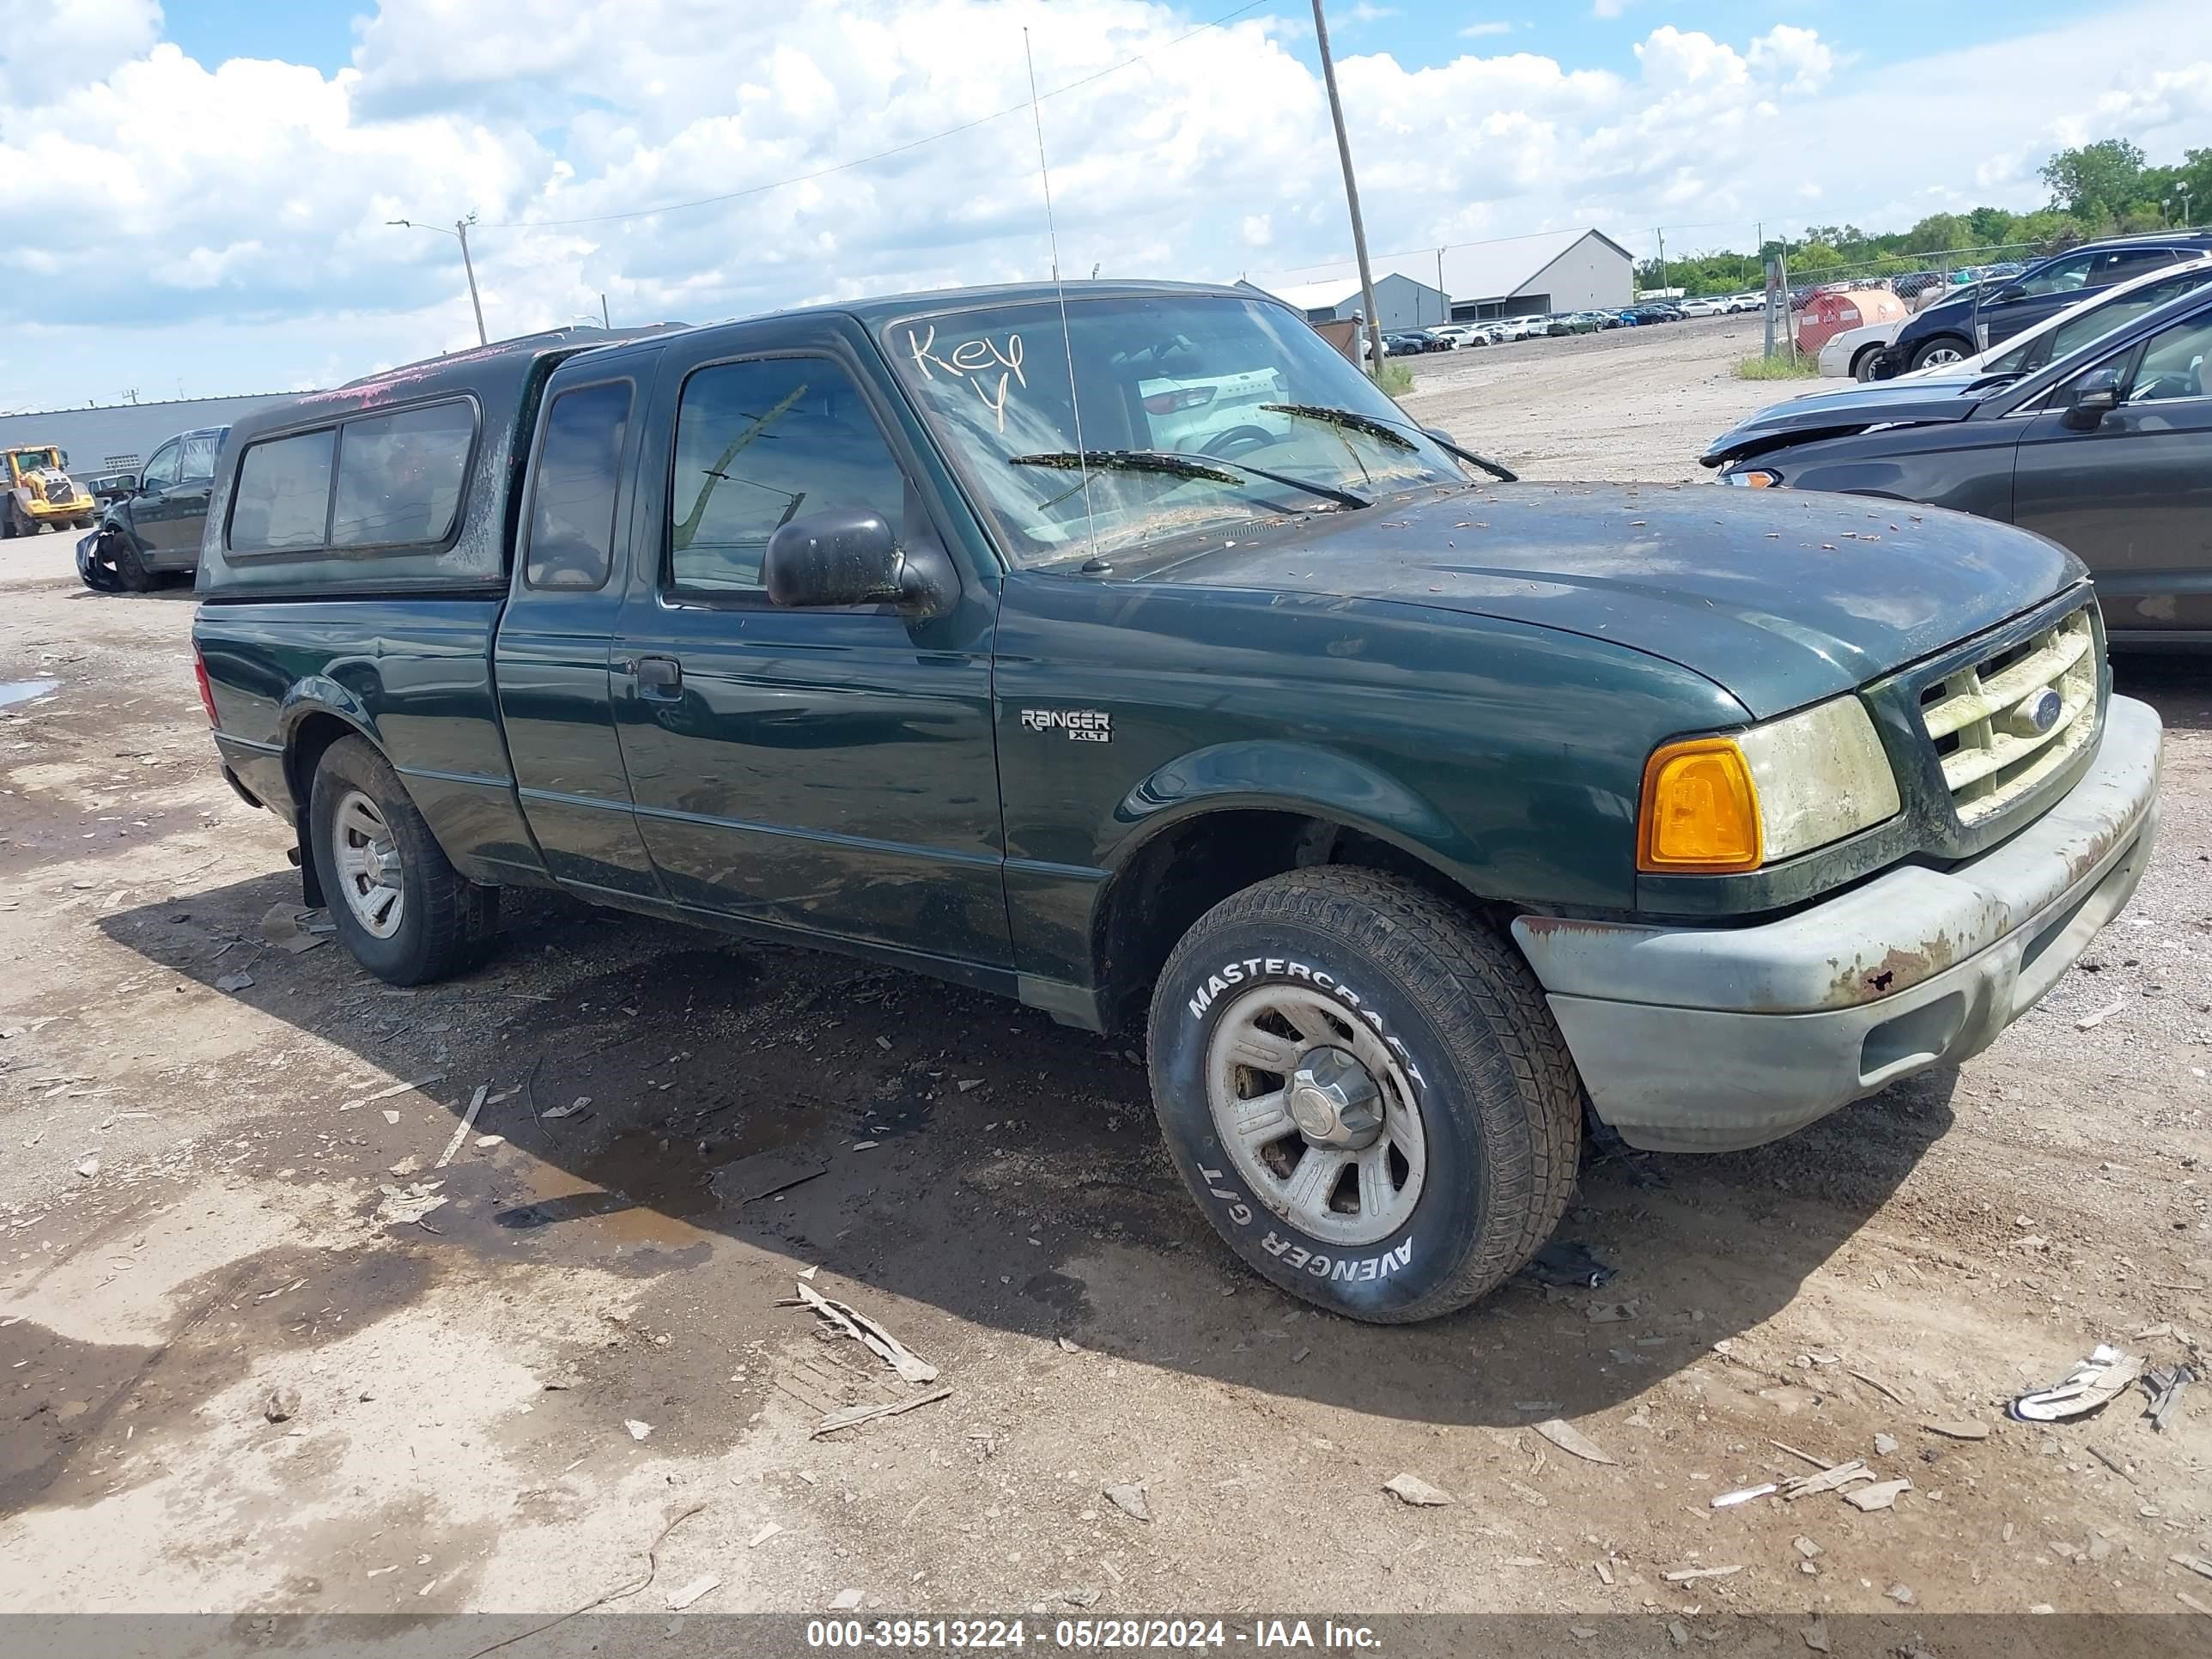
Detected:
left=0, top=678, right=58, bottom=708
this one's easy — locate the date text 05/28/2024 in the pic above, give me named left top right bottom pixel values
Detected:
left=804, top=1618, right=1382, bottom=1650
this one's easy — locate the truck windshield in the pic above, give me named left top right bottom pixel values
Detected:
left=8, top=448, right=58, bottom=474
left=881, top=294, right=1468, bottom=565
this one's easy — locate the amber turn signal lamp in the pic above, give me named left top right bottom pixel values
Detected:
left=1638, top=738, right=1763, bottom=872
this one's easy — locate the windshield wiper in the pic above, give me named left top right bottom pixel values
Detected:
left=1260, top=402, right=1518, bottom=483
left=1008, top=448, right=1371, bottom=512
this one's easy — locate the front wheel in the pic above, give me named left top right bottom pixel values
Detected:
left=1851, top=347, right=1882, bottom=382
left=1147, top=869, right=1583, bottom=1323
left=1910, top=337, right=1970, bottom=372
left=309, top=735, right=498, bottom=984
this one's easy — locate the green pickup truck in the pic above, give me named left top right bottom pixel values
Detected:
left=191, top=282, right=2161, bottom=1323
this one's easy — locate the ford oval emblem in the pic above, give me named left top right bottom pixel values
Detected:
left=2020, top=688, right=2063, bottom=733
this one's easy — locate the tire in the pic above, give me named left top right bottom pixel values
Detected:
left=308, top=735, right=498, bottom=985
left=2, top=501, right=21, bottom=538
left=104, top=531, right=153, bottom=592
left=1910, top=337, right=1970, bottom=372
left=1851, top=347, right=1881, bottom=382
left=1146, top=868, right=1583, bottom=1323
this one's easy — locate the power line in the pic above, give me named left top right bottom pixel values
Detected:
left=477, top=0, right=1271, bottom=232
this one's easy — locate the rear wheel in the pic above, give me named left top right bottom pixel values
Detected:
left=1851, top=347, right=1882, bottom=382
left=1146, top=869, right=1583, bottom=1323
left=309, top=735, right=497, bottom=985
left=1910, top=337, right=1970, bottom=372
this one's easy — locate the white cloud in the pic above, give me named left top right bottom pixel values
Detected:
left=1592, top=0, right=1632, bottom=18
left=1345, top=3, right=1401, bottom=22
left=1458, top=21, right=1513, bottom=38
left=0, top=0, right=2210, bottom=404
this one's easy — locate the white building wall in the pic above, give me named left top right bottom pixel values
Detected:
left=1512, top=233, right=1633, bottom=313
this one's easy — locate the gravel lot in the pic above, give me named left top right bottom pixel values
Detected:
left=2, top=317, right=2207, bottom=1632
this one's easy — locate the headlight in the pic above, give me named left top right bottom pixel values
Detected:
left=1719, top=466, right=1782, bottom=488
left=1638, top=696, right=1900, bottom=873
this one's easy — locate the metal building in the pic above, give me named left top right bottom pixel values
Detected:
left=1258, top=228, right=1635, bottom=325
left=1245, top=272, right=1451, bottom=332
left=0, top=392, right=303, bottom=483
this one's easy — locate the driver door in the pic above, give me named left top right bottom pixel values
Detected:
left=2013, top=300, right=2212, bottom=634
left=610, top=335, right=1011, bottom=976
left=127, top=439, right=193, bottom=560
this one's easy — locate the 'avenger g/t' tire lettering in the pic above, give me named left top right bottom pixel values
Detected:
left=1147, top=868, right=1583, bottom=1322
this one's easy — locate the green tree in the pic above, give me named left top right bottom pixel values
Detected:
left=1905, top=212, right=1973, bottom=252
left=1966, top=206, right=2017, bottom=245
left=2039, top=139, right=2148, bottom=221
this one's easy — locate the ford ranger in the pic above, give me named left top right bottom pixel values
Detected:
left=191, top=283, right=2161, bottom=1323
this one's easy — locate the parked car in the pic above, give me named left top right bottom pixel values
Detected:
left=76, top=425, right=228, bottom=591
left=1678, top=296, right=1728, bottom=318
left=1875, top=232, right=2212, bottom=376
left=191, top=282, right=2154, bottom=1323
left=1724, top=293, right=1762, bottom=313
left=1496, top=314, right=1549, bottom=341
left=1817, top=319, right=1904, bottom=380
left=1430, top=323, right=1490, bottom=348
left=1547, top=313, right=1599, bottom=336
left=1702, top=268, right=2212, bottom=641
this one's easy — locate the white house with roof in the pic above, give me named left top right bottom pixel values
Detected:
left=1256, top=228, right=1634, bottom=326
left=1244, top=272, right=1450, bottom=333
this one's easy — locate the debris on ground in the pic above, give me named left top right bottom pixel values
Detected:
left=260, top=902, right=331, bottom=954
left=1784, top=1461, right=1870, bottom=1501
left=1843, top=1479, right=1912, bottom=1512
left=1382, top=1472, right=1454, bottom=1507
left=1873, top=1432, right=1898, bottom=1455
left=74, top=1157, right=98, bottom=1180
left=341, top=1073, right=442, bottom=1113
left=2142, top=1364, right=2194, bottom=1432
left=543, top=1097, right=589, bottom=1120
left=709, top=1150, right=830, bottom=1206
left=1534, top=1419, right=1617, bottom=1464
left=1711, top=1483, right=1776, bottom=1508
left=2010, top=1345, right=2144, bottom=1421
left=433, top=1084, right=491, bottom=1170
left=1585, top=1299, right=1638, bottom=1322
left=1056, top=1336, right=1079, bottom=1353
left=373, top=1180, right=447, bottom=1227
left=1662, top=1565, right=1741, bottom=1583
left=748, top=1524, right=782, bottom=1548
left=1103, top=1483, right=1152, bottom=1522
left=790, top=1281, right=938, bottom=1383
left=1794, top=1536, right=1822, bottom=1559
left=2075, top=998, right=2125, bottom=1030
left=2172, top=1554, right=2212, bottom=1582
left=815, top=1386, right=951, bottom=1437
left=1887, top=1583, right=1915, bottom=1606
left=1924, top=1419, right=1991, bottom=1440
left=625, top=1419, right=653, bottom=1441
left=262, top=1387, right=300, bottom=1424
left=214, top=971, right=254, bottom=994
left=1802, top=1618, right=1830, bottom=1653
left=1520, top=1238, right=1619, bottom=1289
left=666, top=1573, right=720, bottom=1611
left=830, top=1589, right=863, bottom=1610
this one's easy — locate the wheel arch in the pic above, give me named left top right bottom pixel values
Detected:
left=1086, top=741, right=1503, bottom=1033
left=277, top=682, right=382, bottom=817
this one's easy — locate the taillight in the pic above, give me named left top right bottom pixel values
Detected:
left=1141, top=386, right=1216, bottom=416
left=191, top=645, right=219, bottom=727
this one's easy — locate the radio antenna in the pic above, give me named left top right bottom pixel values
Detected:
left=1024, top=26, right=1101, bottom=568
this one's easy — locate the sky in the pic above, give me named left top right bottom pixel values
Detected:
left=3, top=0, right=2209, bottom=410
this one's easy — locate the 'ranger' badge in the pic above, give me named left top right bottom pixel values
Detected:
left=1020, top=708, right=1112, bottom=742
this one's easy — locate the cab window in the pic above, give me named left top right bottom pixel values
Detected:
left=140, top=441, right=181, bottom=493
left=525, top=381, right=632, bottom=590
left=2019, top=252, right=2094, bottom=296
left=665, top=356, right=907, bottom=597
left=179, top=432, right=221, bottom=483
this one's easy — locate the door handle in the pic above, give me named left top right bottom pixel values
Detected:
left=630, top=655, right=683, bottom=698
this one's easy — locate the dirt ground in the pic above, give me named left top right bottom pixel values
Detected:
left=3, top=319, right=2209, bottom=1634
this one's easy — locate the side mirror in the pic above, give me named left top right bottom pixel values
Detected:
left=763, top=507, right=951, bottom=616
left=2062, top=365, right=2123, bottom=430
left=1422, top=426, right=1457, bottom=450
left=1993, top=283, right=2027, bottom=303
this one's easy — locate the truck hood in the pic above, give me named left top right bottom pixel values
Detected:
left=1139, top=483, right=2081, bottom=720
left=1700, top=376, right=1990, bottom=465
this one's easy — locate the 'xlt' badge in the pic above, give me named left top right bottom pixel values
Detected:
left=1020, top=708, right=1112, bottom=743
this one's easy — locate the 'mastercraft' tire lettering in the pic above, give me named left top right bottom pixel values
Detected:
left=1186, top=957, right=1426, bottom=1088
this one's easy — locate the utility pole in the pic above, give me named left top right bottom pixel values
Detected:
left=1656, top=227, right=1668, bottom=297
left=388, top=214, right=489, bottom=346
left=600, top=292, right=611, bottom=329
left=1312, top=0, right=1384, bottom=380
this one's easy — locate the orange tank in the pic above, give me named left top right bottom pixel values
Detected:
left=1795, top=288, right=1908, bottom=355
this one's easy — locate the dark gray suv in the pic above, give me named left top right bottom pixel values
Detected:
left=76, top=425, right=227, bottom=592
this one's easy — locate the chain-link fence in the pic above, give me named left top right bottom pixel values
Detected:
left=1759, top=240, right=2050, bottom=364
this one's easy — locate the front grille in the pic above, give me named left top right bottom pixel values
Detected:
left=1917, top=604, right=2097, bottom=827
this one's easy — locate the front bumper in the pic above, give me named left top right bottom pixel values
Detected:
left=28, top=498, right=88, bottom=520
left=1512, top=696, right=2162, bottom=1152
